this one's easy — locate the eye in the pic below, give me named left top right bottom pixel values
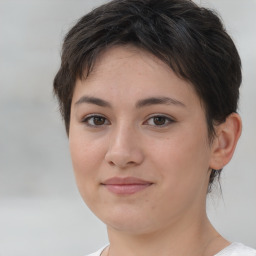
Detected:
left=144, top=115, right=174, bottom=127
left=82, top=115, right=110, bottom=127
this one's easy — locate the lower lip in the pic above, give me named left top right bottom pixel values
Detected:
left=103, top=184, right=152, bottom=195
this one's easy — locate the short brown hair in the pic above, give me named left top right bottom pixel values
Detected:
left=53, top=0, right=242, bottom=190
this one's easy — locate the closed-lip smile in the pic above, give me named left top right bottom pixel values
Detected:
left=101, top=177, right=153, bottom=195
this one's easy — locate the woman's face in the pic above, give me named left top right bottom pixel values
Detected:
left=69, top=46, right=215, bottom=234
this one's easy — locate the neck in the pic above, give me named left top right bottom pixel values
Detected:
left=106, top=214, right=228, bottom=256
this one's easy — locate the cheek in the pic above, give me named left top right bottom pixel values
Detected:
left=69, top=127, right=104, bottom=169
left=69, top=132, right=105, bottom=197
left=149, top=128, right=211, bottom=192
left=148, top=137, right=210, bottom=219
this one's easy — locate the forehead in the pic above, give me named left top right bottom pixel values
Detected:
left=73, top=45, right=201, bottom=109
left=87, top=45, right=171, bottom=80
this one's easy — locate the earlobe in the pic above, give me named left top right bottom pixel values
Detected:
left=209, top=113, right=242, bottom=170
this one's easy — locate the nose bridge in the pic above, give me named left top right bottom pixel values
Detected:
left=105, top=120, right=144, bottom=168
left=112, top=121, right=133, bottom=147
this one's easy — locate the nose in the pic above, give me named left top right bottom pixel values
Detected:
left=105, top=125, right=144, bottom=169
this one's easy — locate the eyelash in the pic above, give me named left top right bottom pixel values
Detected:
left=82, top=114, right=110, bottom=127
left=81, top=114, right=175, bottom=128
left=144, top=115, right=175, bottom=127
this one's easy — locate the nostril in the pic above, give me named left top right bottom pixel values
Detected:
left=108, top=161, right=115, bottom=166
left=127, top=161, right=136, bottom=166
left=107, top=159, right=138, bottom=169
left=104, top=143, right=144, bottom=168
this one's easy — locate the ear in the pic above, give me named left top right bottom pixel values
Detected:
left=209, top=113, right=242, bottom=170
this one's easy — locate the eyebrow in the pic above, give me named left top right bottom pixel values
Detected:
left=135, top=96, right=186, bottom=108
left=75, top=96, right=111, bottom=107
left=75, top=96, right=185, bottom=108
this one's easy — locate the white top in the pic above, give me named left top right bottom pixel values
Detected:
left=214, top=243, right=256, bottom=256
left=85, top=243, right=256, bottom=256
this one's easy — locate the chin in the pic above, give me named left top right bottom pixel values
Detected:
left=97, top=206, right=157, bottom=235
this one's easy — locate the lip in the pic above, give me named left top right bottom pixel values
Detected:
left=101, top=177, right=153, bottom=195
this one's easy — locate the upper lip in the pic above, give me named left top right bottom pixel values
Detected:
left=101, top=177, right=153, bottom=185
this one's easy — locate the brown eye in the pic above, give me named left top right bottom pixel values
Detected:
left=82, top=115, right=110, bottom=127
left=144, top=115, right=174, bottom=127
left=153, top=116, right=166, bottom=126
left=93, top=116, right=106, bottom=125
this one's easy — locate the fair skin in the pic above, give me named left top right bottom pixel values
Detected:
left=69, top=46, right=242, bottom=256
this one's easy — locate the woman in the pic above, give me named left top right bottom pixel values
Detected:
left=53, top=0, right=256, bottom=255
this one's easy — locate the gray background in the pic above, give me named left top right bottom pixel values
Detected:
left=0, top=0, right=255, bottom=255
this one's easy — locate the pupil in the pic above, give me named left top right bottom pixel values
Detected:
left=154, top=117, right=165, bottom=125
left=94, top=116, right=105, bottom=125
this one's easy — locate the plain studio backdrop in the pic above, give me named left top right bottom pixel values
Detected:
left=0, top=0, right=255, bottom=255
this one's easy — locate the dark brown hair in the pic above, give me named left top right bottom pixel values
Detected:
left=53, top=0, right=242, bottom=191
